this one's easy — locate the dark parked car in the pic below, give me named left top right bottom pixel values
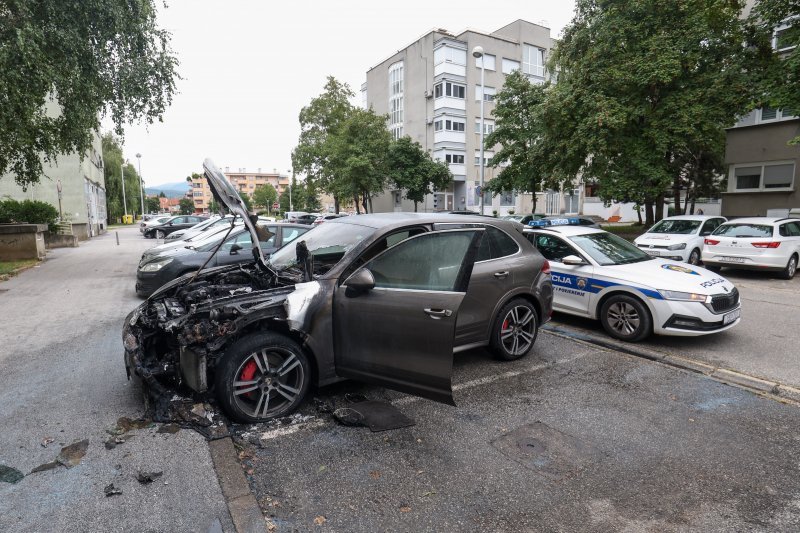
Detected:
left=123, top=159, right=553, bottom=423
left=143, top=215, right=207, bottom=239
left=295, top=213, right=321, bottom=225
left=136, top=223, right=309, bottom=297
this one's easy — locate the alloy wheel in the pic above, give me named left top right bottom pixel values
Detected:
left=606, top=302, right=641, bottom=336
left=789, top=257, right=797, bottom=279
left=688, top=249, right=700, bottom=265
left=500, top=305, right=536, bottom=356
left=232, top=348, right=305, bottom=419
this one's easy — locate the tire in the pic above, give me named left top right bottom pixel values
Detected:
left=144, top=231, right=153, bottom=239
left=779, top=254, right=798, bottom=280
left=489, top=298, right=539, bottom=361
left=599, top=294, right=652, bottom=342
left=214, top=332, right=311, bottom=423
left=688, top=248, right=701, bottom=266
left=156, top=230, right=166, bottom=239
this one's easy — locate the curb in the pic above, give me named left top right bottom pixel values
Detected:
left=541, top=325, right=800, bottom=406
left=208, top=437, right=266, bottom=533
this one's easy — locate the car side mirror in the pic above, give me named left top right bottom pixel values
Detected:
left=562, top=255, right=587, bottom=266
left=230, top=243, right=242, bottom=255
left=344, top=268, right=375, bottom=296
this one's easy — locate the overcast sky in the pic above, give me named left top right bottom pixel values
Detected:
left=109, top=0, right=576, bottom=187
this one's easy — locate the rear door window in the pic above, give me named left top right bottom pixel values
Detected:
left=530, top=234, right=578, bottom=262
left=713, top=224, right=774, bottom=238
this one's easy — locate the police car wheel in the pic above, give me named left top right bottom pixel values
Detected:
left=600, top=294, right=651, bottom=342
left=490, top=298, right=538, bottom=361
left=688, top=248, right=701, bottom=266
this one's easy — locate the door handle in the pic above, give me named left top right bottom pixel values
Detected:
left=424, top=308, right=453, bottom=319
left=493, top=271, right=509, bottom=279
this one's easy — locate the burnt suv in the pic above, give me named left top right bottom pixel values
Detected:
left=123, top=160, right=553, bottom=423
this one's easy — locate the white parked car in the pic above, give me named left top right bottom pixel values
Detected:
left=634, top=215, right=726, bottom=265
left=702, top=217, right=800, bottom=280
left=139, top=215, right=173, bottom=233
left=525, top=226, right=741, bottom=342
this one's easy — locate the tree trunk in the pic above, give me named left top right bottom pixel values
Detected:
left=636, top=205, right=643, bottom=225
left=684, top=185, right=692, bottom=215
left=690, top=195, right=697, bottom=216
left=353, top=195, right=360, bottom=214
left=654, top=193, right=665, bottom=223
left=333, top=194, right=340, bottom=214
left=367, top=193, right=373, bottom=214
left=413, top=200, right=418, bottom=212
left=531, top=191, right=537, bottom=213
left=360, top=191, right=369, bottom=214
left=644, top=200, right=655, bottom=226
left=673, top=174, right=683, bottom=216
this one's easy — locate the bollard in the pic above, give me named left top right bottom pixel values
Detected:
left=116, top=231, right=119, bottom=246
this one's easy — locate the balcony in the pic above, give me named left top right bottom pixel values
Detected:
left=434, top=61, right=466, bottom=78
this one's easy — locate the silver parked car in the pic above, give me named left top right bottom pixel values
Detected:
left=123, top=159, right=553, bottom=423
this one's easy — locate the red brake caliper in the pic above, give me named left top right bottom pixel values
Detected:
left=240, top=360, right=258, bottom=399
left=502, top=319, right=509, bottom=330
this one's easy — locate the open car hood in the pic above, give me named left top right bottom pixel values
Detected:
left=203, top=158, right=268, bottom=267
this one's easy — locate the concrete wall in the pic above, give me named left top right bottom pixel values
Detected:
left=0, top=224, right=47, bottom=260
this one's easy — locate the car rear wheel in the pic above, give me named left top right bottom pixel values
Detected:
left=215, top=333, right=311, bottom=423
left=780, top=254, right=798, bottom=280
left=600, top=294, right=652, bottom=342
left=489, top=298, right=538, bottom=361
left=688, top=248, right=701, bottom=266
left=156, top=230, right=166, bottom=239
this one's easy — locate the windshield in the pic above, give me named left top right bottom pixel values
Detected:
left=712, top=223, right=774, bottom=238
left=268, top=222, right=376, bottom=275
left=647, top=219, right=702, bottom=234
left=571, top=232, right=653, bottom=265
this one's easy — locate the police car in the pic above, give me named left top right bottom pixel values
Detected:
left=523, top=225, right=741, bottom=342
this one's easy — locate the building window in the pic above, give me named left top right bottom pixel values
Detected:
left=523, top=44, right=545, bottom=78
left=500, top=190, right=516, bottom=206
left=434, top=120, right=443, bottom=131
left=474, top=53, right=496, bottom=70
left=774, top=22, right=798, bottom=52
left=445, top=154, right=465, bottom=164
left=434, top=45, right=467, bottom=65
left=388, top=61, right=404, bottom=136
left=758, top=106, right=795, bottom=123
left=502, top=58, right=520, bottom=74
left=474, top=120, right=495, bottom=134
left=474, top=151, right=494, bottom=166
left=733, top=162, right=795, bottom=191
left=444, top=119, right=465, bottom=132
left=435, top=81, right=466, bottom=99
left=475, top=85, right=496, bottom=102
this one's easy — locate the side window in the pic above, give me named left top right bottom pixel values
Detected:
left=475, top=227, right=519, bottom=261
left=221, top=232, right=252, bottom=252
left=533, top=234, right=576, bottom=262
left=789, top=222, right=800, bottom=237
left=342, top=227, right=427, bottom=281
left=779, top=224, right=790, bottom=237
left=700, top=219, right=718, bottom=235
left=367, top=231, right=476, bottom=291
left=282, top=227, right=308, bottom=245
left=171, top=217, right=185, bottom=224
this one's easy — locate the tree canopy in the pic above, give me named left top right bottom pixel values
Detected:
left=101, top=133, right=143, bottom=220
left=546, top=0, right=763, bottom=224
left=252, top=183, right=278, bottom=210
left=387, top=136, right=452, bottom=212
left=0, top=0, right=179, bottom=188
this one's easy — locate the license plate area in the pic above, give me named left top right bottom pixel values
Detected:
left=719, top=256, right=745, bottom=263
left=723, top=308, right=740, bottom=325
left=645, top=250, right=661, bottom=256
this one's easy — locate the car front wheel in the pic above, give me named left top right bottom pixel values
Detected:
left=156, top=230, right=166, bottom=239
left=490, top=298, right=538, bottom=361
left=780, top=254, right=798, bottom=280
left=215, top=332, right=311, bottom=423
left=688, top=248, right=701, bottom=266
left=600, top=294, right=652, bottom=342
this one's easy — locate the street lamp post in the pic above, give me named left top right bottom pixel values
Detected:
left=287, top=169, right=293, bottom=212
left=473, top=45, right=486, bottom=216
left=135, top=153, right=145, bottom=219
left=120, top=161, right=128, bottom=218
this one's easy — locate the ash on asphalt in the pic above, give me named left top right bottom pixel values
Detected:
left=236, top=332, right=800, bottom=532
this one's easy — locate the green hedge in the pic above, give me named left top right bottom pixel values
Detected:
left=0, top=198, right=59, bottom=231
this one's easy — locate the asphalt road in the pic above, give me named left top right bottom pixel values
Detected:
left=238, top=332, right=800, bottom=532
left=0, top=227, right=234, bottom=533
left=550, top=269, right=800, bottom=387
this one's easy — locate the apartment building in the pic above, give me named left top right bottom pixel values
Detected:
left=190, top=168, right=290, bottom=212
left=363, top=19, right=555, bottom=214
left=722, top=0, right=800, bottom=217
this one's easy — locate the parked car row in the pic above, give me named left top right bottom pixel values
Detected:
left=124, top=160, right=795, bottom=426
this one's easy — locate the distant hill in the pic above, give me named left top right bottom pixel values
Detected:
left=145, top=181, right=191, bottom=199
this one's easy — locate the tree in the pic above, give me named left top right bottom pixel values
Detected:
left=178, top=198, right=193, bottom=215
left=101, top=133, right=143, bottom=220
left=145, top=196, right=160, bottom=214
left=240, top=192, right=253, bottom=213
left=292, top=77, right=355, bottom=213
left=483, top=71, right=560, bottom=212
left=328, top=107, right=392, bottom=213
left=547, top=0, right=763, bottom=225
left=158, top=191, right=166, bottom=198
left=388, top=136, right=452, bottom=211
left=752, top=0, right=800, bottom=143
left=252, top=183, right=278, bottom=210
left=0, top=0, right=179, bottom=188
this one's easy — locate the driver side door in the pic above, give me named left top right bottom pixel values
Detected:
left=333, top=229, right=484, bottom=405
